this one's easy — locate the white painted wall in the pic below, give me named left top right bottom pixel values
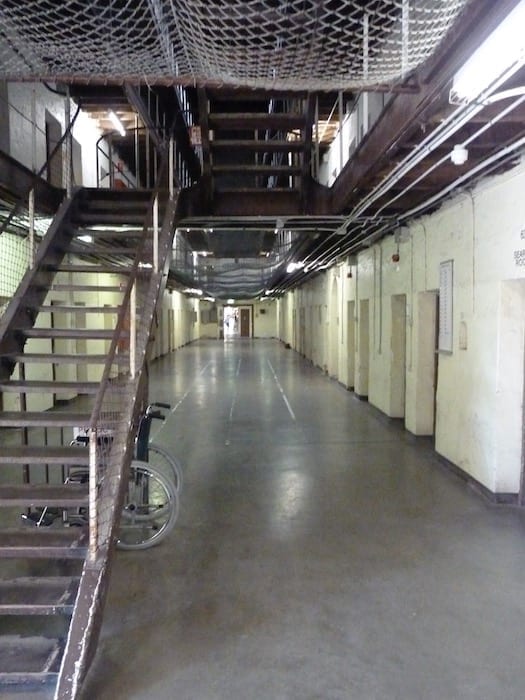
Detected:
left=252, top=299, right=277, bottom=337
left=7, top=82, right=103, bottom=186
left=150, top=290, right=199, bottom=360
left=279, top=155, right=525, bottom=496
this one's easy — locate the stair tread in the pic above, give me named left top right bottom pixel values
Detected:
left=215, top=187, right=300, bottom=193
left=211, top=139, right=305, bottom=151
left=0, top=671, right=58, bottom=687
left=0, top=635, right=62, bottom=674
left=0, top=380, right=125, bottom=393
left=0, top=411, right=92, bottom=427
left=33, top=305, right=122, bottom=313
left=0, top=446, right=90, bottom=464
left=0, top=529, right=87, bottom=558
left=0, top=483, right=88, bottom=506
left=47, top=264, right=132, bottom=274
left=71, top=214, right=148, bottom=224
left=0, top=576, right=79, bottom=613
left=20, top=329, right=123, bottom=339
left=3, top=353, right=129, bottom=364
left=0, top=576, right=80, bottom=589
left=44, top=284, right=125, bottom=292
left=66, top=245, right=138, bottom=255
left=0, top=411, right=121, bottom=428
left=209, top=113, right=305, bottom=129
left=74, top=231, right=144, bottom=243
left=212, top=164, right=301, bottom=173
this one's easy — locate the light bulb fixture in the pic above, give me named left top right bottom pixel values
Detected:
left=286, top=261, right=305, bottom=274
left=451, top=144, right=469, bottom=165
left=227, top=299, right=234, bottom=304
left=109, top=110, right=126, bottom=136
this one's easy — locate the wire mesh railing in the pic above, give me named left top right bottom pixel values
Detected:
left=84, top=149, right=177, bottom=560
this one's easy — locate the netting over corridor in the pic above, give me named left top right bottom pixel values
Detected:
left=0, top=0, right=468, bottom=90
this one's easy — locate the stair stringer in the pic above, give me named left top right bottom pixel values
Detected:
left=54, top=194, right=179, bottom=700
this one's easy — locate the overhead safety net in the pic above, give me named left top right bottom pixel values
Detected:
left=0, top=0, right=468, bottom=89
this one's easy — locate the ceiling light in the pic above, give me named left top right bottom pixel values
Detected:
left=76, top=234, right=93, bottom=243
left=109, top=110, right=126, bottom=136
left=450, top=145, right=468, bottom=165
left=450, top=0, right=525, bottom=104
left=227, top=298, right=234, bottom=304
left=183, top=287, right=203, bottom=295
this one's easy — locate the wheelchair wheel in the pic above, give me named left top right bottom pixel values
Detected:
left=147, top=442, right=184, bottom=493
left=117, top=460, right=179, bottom=550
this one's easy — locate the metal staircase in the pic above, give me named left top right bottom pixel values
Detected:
left=0, top=183, right=177, bottom=698
left=196, top=88, right=315, bottom=216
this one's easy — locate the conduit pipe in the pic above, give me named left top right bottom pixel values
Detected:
left=373, top=91, right=525, bottom=217
left=350, top=60, right=525, bottom=220
left=308, top=88, right=525, bottom=276
left=398, top=132, right=525, bottom=222
left=273, top=88, right=525, bottom=293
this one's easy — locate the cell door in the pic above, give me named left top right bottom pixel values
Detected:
left=240, top=308, right=250, bottom=337
left=45, top=112, right=63, bottom=187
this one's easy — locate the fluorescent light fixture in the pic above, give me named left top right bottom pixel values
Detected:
left=450, top=0, right=525, bottom=104
left=227, top=298, right=234, bottom=304
left=138, top=262, right=153, bottom=269
left=203, top=296, right=216, bottom=302
left=109, top=110, right=126, bottom=136
left=76, top=234, right=93, bottom=243
left=183, top=287, right=203, bottom=295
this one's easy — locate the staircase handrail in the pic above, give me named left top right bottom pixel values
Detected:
left=86, top=138, right=176, bottom=556
left=87, top=149, right=170, bottom=432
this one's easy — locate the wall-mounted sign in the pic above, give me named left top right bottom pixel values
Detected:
left=439, top=259, right=453, bottom=353
left=189, top=126, right=201, bottom=146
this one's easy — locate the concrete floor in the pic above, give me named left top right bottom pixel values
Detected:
left=81, top=339, right=525, bottom=700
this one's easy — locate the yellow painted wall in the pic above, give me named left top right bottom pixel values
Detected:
left=278, top=159, right=525, bottom=495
